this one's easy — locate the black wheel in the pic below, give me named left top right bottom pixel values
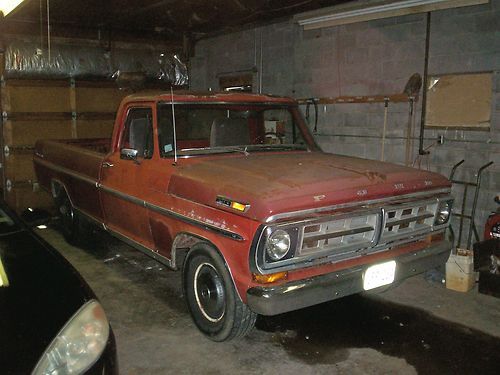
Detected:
left=55, top=191, right=92, bottom=246
left=183, top=243, right=257, bottom=341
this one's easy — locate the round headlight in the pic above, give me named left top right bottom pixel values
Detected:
left=435, top=200, right=452, bottom=225
left=266, top=229, right=291, bottom=261
left=33, top=300, right=110, bottom=375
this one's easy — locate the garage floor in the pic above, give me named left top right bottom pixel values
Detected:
left=35, top=224, right=500, bottom=375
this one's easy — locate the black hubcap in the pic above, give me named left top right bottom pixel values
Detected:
left=195, top=263, right=225, bottom=322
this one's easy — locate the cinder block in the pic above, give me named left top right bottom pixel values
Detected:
left=346, top=47, right=369, bottom=65
left=356, top=28, right=382, bottom=46
left=396, top=13, right=426, bottom=25
left=341, top=143, right=367, bottom=158
left=475, top=12, right=500, bottom=32
left=368, top=17, right=397, bottom=28
left=344, top=112, right=368, bottom=127
left=338, top=34, right=357, bottom=50
left=473, top=52, right=500, bottom=73
left=394, top=42, right=425, bottom=61
left=302, top=28, right=322, bottom=40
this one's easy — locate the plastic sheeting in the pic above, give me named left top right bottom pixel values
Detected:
left=3, top=39, right=189, bottom=86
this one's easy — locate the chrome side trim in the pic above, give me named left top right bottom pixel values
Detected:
left=35, top=158, right=99, bottom=187
left=106, top=228, right=175, bottom=269
left=98, top=184, right=146, bottom=207
left=147, top=202, right=244, bottom=241
left=99, top=186, right=244, bottom=241
left=38, top=157, right=244, bottom=241
left=74, top=207, right=107, bottom=230
left=265, top=188, right=451, bottom=223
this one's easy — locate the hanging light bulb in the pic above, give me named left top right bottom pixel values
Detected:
left=0, top=0, right=26, bottom=17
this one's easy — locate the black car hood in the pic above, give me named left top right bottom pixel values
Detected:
left=0, top=228, right=94, bottom=374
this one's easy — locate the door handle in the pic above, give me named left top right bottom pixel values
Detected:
left=102, top=162, right=114, bottom=168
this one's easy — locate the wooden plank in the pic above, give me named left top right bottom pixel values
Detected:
left=3, top=119, right=73, bottom=147
left=75, top=86, right=128, bottom=112
left=78, top=112, right=116, bottom=121
left=75, top=119, right=114, bottom=139
left=75, top=80, right=120, bottom=89
left=5, top=112, right=116, bottom=121
left=6, top=85, right=72, bottom=112
left=1, top=77, right=11, bottom=113
left=297, top=93, right=415, bottom=105
left=5, top=112, right=73, bottom=121
left=70, top=79, right=77, bottom=138
left=425, top=73, right=492, bottom=129
left=0, top=40, right=5, bottom=79
left=4, top=150, right=36, bottom=182
left=5, top=79, right=70, bottom=87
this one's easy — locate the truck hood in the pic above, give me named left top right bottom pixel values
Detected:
left=168, top=152, right=450, bottom=222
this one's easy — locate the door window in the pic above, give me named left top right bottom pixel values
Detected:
left=120, top=108, right=154, bottom=159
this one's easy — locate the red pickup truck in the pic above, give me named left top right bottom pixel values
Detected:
left=34, top=91, right=454, bottom=341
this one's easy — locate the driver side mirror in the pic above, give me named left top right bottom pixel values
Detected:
left=120, top=148, right=139, bottom=160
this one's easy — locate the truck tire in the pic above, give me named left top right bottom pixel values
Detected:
left=183, top=243, right=257, bottom=341
left=56, top=192, right=92, bottom=246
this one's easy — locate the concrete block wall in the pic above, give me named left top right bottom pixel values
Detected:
left=190, top=0, right=500, bottom=245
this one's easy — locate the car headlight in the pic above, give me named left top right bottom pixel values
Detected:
left=32, top=300, right=110, bottom=375
left=266, top=229, right=291, bottom=261
left=435, top=200, right=453, bottom=225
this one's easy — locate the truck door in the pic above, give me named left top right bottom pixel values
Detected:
left=99, top=105, right=155, bottom=249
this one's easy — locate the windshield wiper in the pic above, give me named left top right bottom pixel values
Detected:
left=178, top=146, right=250, bottom=156
left=245, top=144, right=307, bottom=151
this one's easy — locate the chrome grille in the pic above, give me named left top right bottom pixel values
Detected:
left=257, top=193, right=452, bottom=274
left=380, top=200, right=438, bottom=244
left=300, top=212, right=379, bottom=258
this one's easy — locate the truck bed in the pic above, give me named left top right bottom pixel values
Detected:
left=51, top=138, right=111, bottom=155
left=34, top=138, right=110, bottom=191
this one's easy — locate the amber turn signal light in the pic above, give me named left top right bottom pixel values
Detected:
left=230, top=201, right=247, bottom=212
left=253, top=271, right=288, bottom=284
left=425, top=232, right=444, bottom=243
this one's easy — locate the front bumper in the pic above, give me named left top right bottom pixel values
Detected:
left=247, top=239, right=452, bottom=316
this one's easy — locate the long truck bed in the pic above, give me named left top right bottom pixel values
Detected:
left=34, top=138, right=111, bottom=221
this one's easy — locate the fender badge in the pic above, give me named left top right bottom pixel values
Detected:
left=313, top=195, right=326, bottom=202
left=216, top=196, right=250, bottom=212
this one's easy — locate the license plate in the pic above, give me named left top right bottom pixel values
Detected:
left=363, top=260, right=396, bottom=290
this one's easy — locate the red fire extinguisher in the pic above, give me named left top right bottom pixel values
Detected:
left=484, top=195, right=500, bottom=240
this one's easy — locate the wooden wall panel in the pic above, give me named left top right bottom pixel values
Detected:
left=4, top=151, right=35, bottom=182
left=0, top=78, right=131, bottom=212
left=76, top=120, right=114, bottom=139
left=4, top=185, right=53, bottom=213
left=6, top=85, right=72, bottom=113
left=3, top=120, right=73, bottom=147
left=75, top=87, right=127, bottom=113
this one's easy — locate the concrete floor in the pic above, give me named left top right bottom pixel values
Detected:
left=36, top=225, right=500, bottom=375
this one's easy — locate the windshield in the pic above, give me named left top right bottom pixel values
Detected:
left=157, top=103, right=315, bottom=156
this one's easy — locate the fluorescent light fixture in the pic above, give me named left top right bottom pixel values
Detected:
left=296, top=0, right=489, bottom=29
left=0, top=0, right=25, bottom=16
